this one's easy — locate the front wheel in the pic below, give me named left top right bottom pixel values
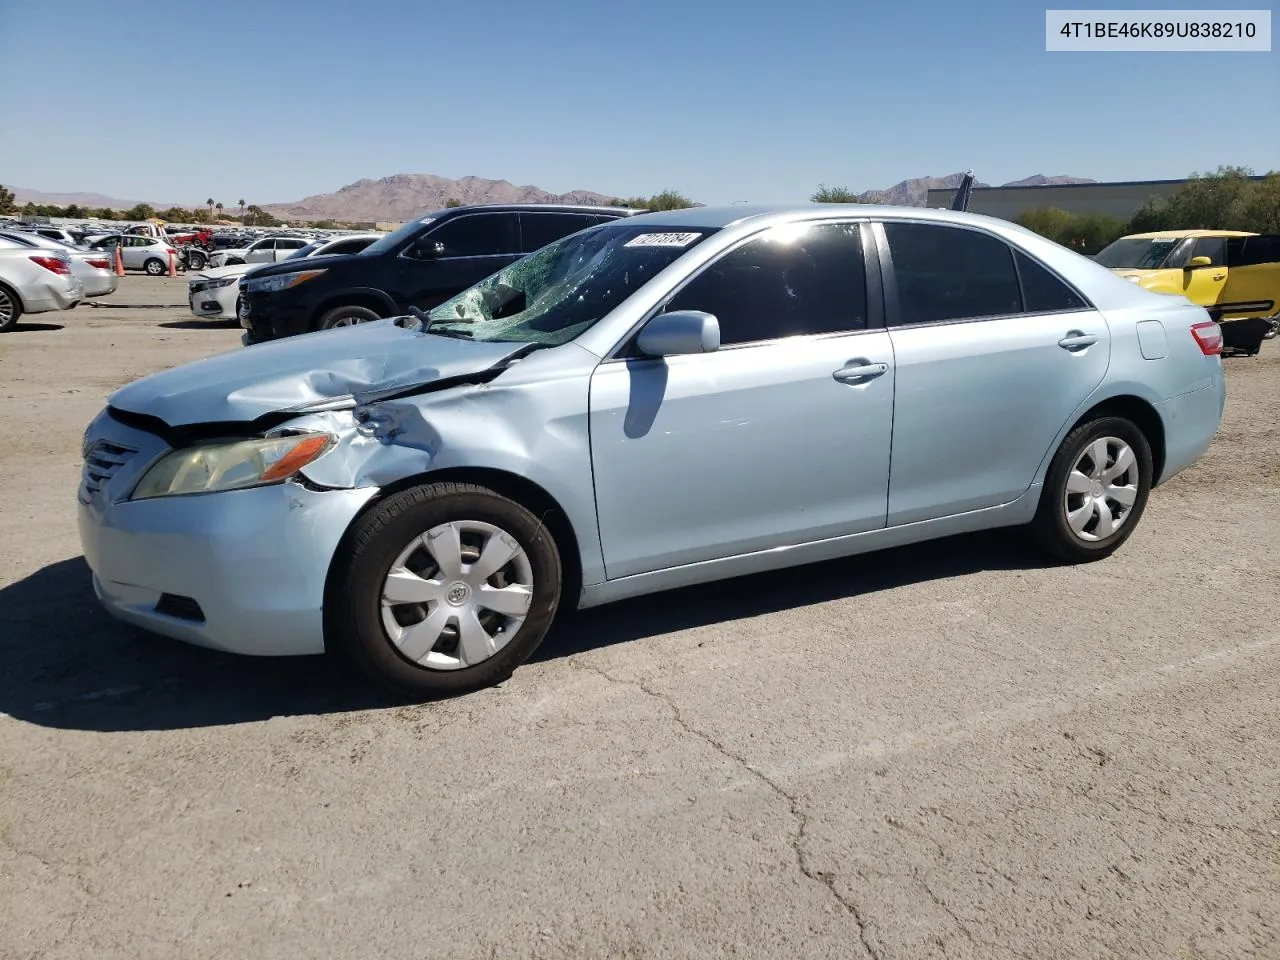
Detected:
left=187, top=251, right=207, bottom=271
left=328, top=482, right=563, bottom=699
left=1033, top=416, right=1152, bottom=563
left=317, top=304, right=381, bottom=330
left=143, top=258, right=166, bottom=276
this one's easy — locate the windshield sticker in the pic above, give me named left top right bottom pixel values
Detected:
left=624, top=232, right=702, bottom=248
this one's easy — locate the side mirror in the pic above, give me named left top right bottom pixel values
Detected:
left=636, top=310, right=721, bottom=357
left=1186, top=256, right=1213, bottom=269
left=414, top=239, right=445, bottom=259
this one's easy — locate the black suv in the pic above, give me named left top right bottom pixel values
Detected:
left=238, top=204, right=640, bottom=343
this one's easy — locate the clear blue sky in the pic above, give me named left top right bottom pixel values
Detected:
left=1, top=0, right=1276, bottom=206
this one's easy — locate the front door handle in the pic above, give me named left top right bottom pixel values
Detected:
left=1212, top=273, right=1226, bottom=281
left=832, top=361, right=889, bottom=383
left=1058, top=331, right=1099, bottom=351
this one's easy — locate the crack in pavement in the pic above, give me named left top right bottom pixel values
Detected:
left=571, top=658, right=882, bottom=960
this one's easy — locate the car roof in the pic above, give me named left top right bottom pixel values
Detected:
left=1122, top=229, right=1258, bottom=240
left=616, top=203, right=1033, bottom=231
left=434, top=204, right=645, bottom=216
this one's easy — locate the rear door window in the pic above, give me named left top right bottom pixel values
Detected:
left=883, top=222, right=1021, bottom=324
left=519, top=212, right=599, bottom=253
left=1227, top=235, right=1280, bottom=266
left=1014, top=251, right=1089, bottom=313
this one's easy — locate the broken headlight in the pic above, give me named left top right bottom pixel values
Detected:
left=130, top=433, right=335, bottom=500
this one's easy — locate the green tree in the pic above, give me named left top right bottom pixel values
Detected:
left=645, top=189, right=694, bottom=211
left=1125, top=167, right=1279, bottom=234
left=246, top=204, right=281, bottom=227
left=215, top=201, right=224, bottom=221
left=238, top=198, right=246, bottom=223
left=619, top=190, right=696, bottom=212
left=810, top=184, right=860, bottom=203
left=1016, top=206, right=1077, bottom=245
left=206, top=197, right=215, bottom=220
left=444, top=197, right=463, bottom=208
left=0, top=184, right=15, bottom=215
left=63, top=203, right=84, bottom=218
left=123, top=203, right=155, bottom=221
left=92, top=207, right=118, bottom=220
left=312, top=219, right=338, bottom=229
left=1016, top=206, right=1125, bottom=253
left=21, top=201, right=36, bottom=216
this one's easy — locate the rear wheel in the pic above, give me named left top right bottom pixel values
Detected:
left=1033, top=416, right=1152, bottom=563
left=328, top=482, right=562, bottom=699
left=0, top=284, right=22, bottom=332
left=143, top=258, right=165, bottom=276
left=317, top=304, right=381, bottom=330
left=187, top=251, right=207, bottom=271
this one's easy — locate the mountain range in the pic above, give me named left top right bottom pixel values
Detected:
left=10, top=172, right=1096, bottom=222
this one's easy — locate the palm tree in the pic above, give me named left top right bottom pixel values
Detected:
left=205, top=197, right=214, bottom=220
left=215, top=202, right=224, bottom=221
left=238, top=199, right=246, bottom=223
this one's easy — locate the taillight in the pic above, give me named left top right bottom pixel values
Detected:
left=29, top=255, right=71, bottom=275
left=86, top=258, right=111, bottom=269
left=1190, top=320, right=1223, bottom=356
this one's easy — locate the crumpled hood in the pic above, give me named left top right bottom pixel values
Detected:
left=108, top=321, right=526, bottom=427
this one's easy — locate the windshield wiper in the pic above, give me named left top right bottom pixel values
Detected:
left=405, top=305, right=474, bottom=338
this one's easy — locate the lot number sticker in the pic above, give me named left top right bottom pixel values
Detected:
left=624, top=232, right=702, bottom=248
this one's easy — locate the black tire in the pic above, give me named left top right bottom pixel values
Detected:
left=328, top=482, right=562, bottom=699
left=0, top=283, right=22, bottom=332
left=1033, top=416, right=1153, bottom=563
left=317, top=304, right=381, bottom=330
left=188, top=251, right=207, bottom=271
left=225, top=257, right=244, bottom=266
left=143, top=258, right=166, bottom=276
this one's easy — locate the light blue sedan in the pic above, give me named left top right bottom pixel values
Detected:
left=78, top=206, right=1226, bottom=697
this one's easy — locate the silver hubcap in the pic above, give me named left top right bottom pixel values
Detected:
left=1064, top=436, right=1139, bottom=542
left=380, top=520, right=533, bottom=670
left=332, top=315, right=375, bottom=328
left=0, top=290, right=12, bottom=323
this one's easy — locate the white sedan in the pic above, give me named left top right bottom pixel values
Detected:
left=207, top=236, right=312, bottom=269
left=189, top=234, right=381, bottom=320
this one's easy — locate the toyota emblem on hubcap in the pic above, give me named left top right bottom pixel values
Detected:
left=446, top=583, right=470, bottom=605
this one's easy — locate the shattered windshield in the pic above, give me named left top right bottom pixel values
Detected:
left=426, top=224, right=717, bottom=345
left=1094, top=237, right=1183, bottom=269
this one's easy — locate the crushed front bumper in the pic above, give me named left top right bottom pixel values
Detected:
left=77, top=413, right=377, bottom=656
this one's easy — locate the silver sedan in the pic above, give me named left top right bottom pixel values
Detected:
left=0, top=247, right=84, bottom=331
left=79, top=206, right=1225, bottom=697
left=0, top=232, right=118, bottom=298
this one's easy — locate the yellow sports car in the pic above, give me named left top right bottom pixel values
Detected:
left=1095, top=229, right=1280, bottom=354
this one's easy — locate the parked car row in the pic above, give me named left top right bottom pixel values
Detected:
left=188, top=234, right=382, bottom=320
left=0, top=231, right=118, bottom=297
left=91, top=204, right=1226, bottom=700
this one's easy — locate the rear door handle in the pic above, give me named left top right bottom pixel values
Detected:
left=1058, top=332, right=1099, bottom=351
left=832, top=361, right=889, bottom=383
left=1212, top=273, right=1226, bottom=281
